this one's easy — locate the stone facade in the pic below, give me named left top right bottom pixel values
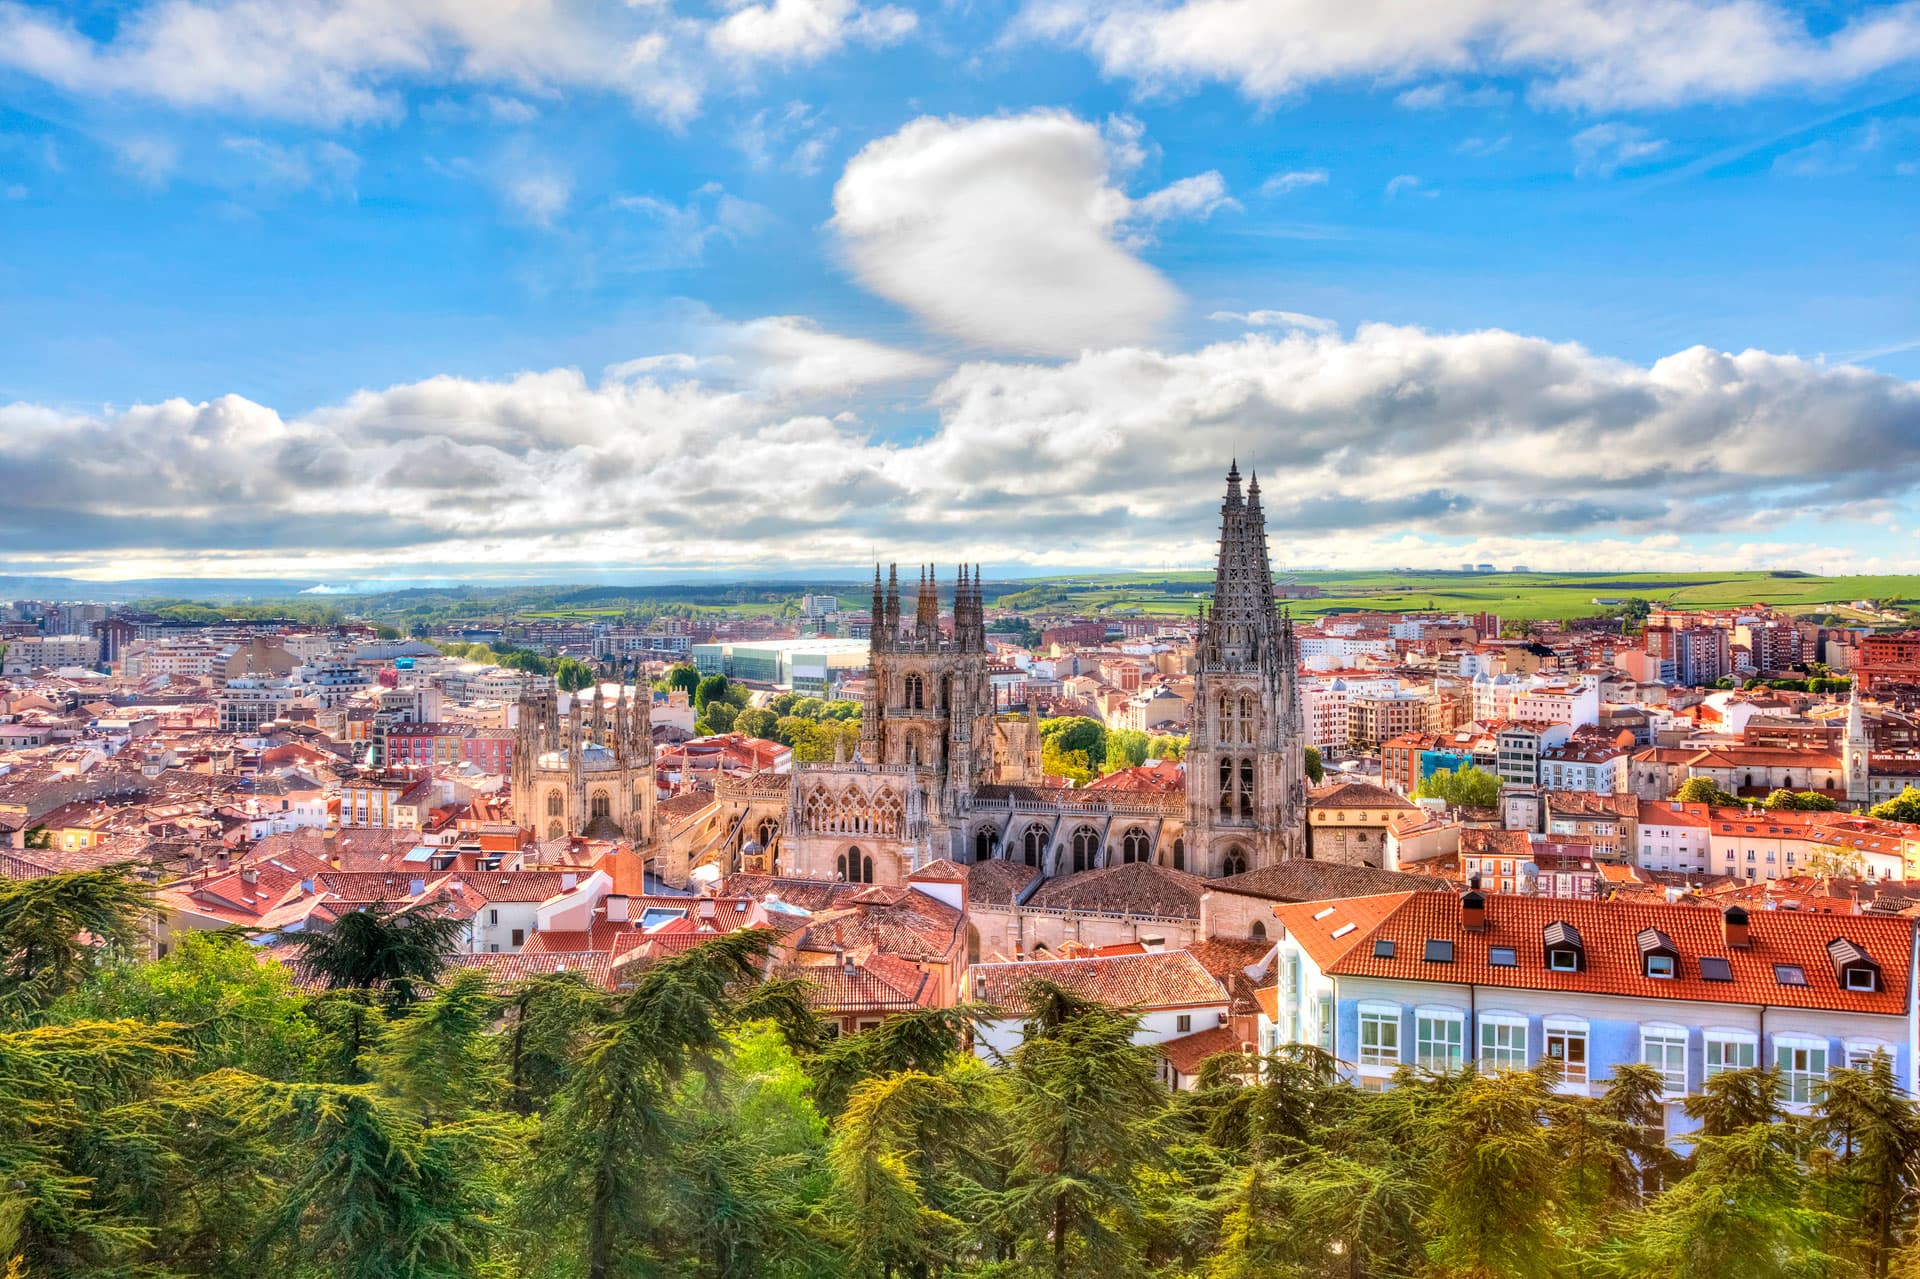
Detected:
left=510, top=685, right=655, bottom=845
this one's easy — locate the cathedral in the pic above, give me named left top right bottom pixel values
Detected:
left=516, top=462, right=1308, bottom=887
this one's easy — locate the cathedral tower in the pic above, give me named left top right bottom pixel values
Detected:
left=1185, top=462, right=1308, bottom=874
left=511, top=683, right=656, bottom=844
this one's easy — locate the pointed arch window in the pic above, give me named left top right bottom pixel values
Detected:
left=1071, top=825, right=1101, bottom=873
left=1171, top=837, right=1186, bottom=872
left=1121, top=827, right=1151, bottom=864
left=1023, top=822, right=1050, bottom=866
left=904, top=674, right=925, bottom=710
left=1222, top=846, right=1249, bottom=877
left=1240, top=758, right=1256, bottom=818
left=838, top=846, right=874, bottom=883
left=547, top=790, right=565, bottom=817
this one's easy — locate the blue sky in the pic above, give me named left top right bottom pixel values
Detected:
left=1, top=0, right=1918, bottom=584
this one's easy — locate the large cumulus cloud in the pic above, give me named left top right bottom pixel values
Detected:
left=5, top=321, right=1919, bottom=578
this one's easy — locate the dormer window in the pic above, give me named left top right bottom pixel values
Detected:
left=1829, top=939, right=1882, bottom=994
left=1543, top=920, right=1584, bottom=973
left=1636, top=927, right=1680, bottom=980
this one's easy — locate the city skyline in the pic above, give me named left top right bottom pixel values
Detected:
left=2, top=0, right=1918, bottom=582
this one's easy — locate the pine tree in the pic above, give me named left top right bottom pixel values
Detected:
left=0, top=866, right=154, bottom=1018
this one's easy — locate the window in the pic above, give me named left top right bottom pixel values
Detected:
left=1545, top=1025, right=1588, bottom=1085
left=1423, top=939, right=1454, bottom=963
left=487, top=908, right=499, bottom=926
left=1643, top=1027, right=1688, bottom=1095
left=1699, top=956, right=1732, bottom=982
left=1176, top=1014, right=1192, bottom=1033
left=1489, top=946, right=1517, bottom=967
left=1846, top=1043, right=1890, bottom=1071
left=1373, top=939, right=1396, bottom=959
left=1777, top=1040, right=1829, bottom=1104
left=1774, top=965, right=1808, bottom=987
left=1646, top=954, right=1675, bottom=979
left=1705, top=1034, right=1756, bottom=1078
left=1416, top=1011, right=1464, bottom=1073
left=1317, top=994, right=1334, bottom=1052
left=1359, top=1007, right=1400, bottom=1068
left=1844, top=967, right=1878, bottom=992
left=510, top=928, right=525, bottom=947
left=1480, top=1017, right=1527, bottom=1071
left=1548, top=950, right=1579, bottom=972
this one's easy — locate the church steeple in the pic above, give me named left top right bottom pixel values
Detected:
left=1202, top=461, right=1280, bottom=673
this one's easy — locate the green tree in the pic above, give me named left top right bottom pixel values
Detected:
left=831, top=1067, right=983, bottom=1278
left=1763, top=788, right=1838, bottom=812
left=282, top=904, right=465, bottom=1012
left=996, top=981, right=1165, bottom=1278
left=694, top=674, right=731, bottom=713
left=732, top=707, right=778, bottom=740
left=1674, top=777, right=1740, bottom=807
left=1871, top=785, right=1920, bottom=823
left=554, top=657, right=597, bottom=692
left=661, top=664, right=701, bottom=698
left=1813, top=1051, right=1920, bottom=1279
left=1147, top=735, right=1188, bottom=762
left=696, top=699, right=739, bottom=736
left=373, top=968, right=504, bottom=1123
left=1414, top=763, right=1502, bottom=809
left=1303, top=745, right=1325, bottom=784
left=1422, top=1067, right=1564, bottom=1279
left=1106, top=729, right=1150, bottom=772
left=50, top=929, right=316, bottom=1077
left=517, top=929, right=781, bottom=1279
left=1041, top=737, right=1093, bottom=787
left=1040, top=716, right=1108, bottom=767
left=497, top=969, right=610, bottom=1117
left=22, top=826, right=51, bottom=851
left=0, top=865, right=153, bottom=1017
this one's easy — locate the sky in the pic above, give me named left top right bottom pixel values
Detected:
left=1, top=0, right=1918, bottom=586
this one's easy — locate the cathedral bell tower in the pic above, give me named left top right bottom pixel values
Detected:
left=1185, top=462, right=1308, bottom=875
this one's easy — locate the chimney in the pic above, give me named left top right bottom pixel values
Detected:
left=560, top=872, right=578, bottom=891
left=240, top=867, right=257, bottom=887
left=215, top=852, right=231, bottom=874
left=698, top=898, right=717, bottom=920
left=409, top=876, right=426, bottom=896
left=1723, top=904, right=1751, bottom=949
left=605, top=894, right=630, bottom=923
left=1461, top=888, right=1487, bottom=932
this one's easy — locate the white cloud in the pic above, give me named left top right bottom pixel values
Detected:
left=1022, top=0, right=1920, bottom=111
left=1384, top=173, right=1429, bottom=199
left=1260, top=168, right=1328, bottom=196
left=0, top=0, right=702, bottom=126
left=1130, top=171, right=1237, bottom=224
left=221, top=137, right=360, bottom=196
left=708, top=0, right=915, bottom=63
left=611, top=184, right=774, bottom=264
left=110, top=134, right=178, bottom=187
left=1395, top=82, right=1512, bottom=110
left=831, top=110, right=1192, bottom=356
left=735, top=100, right=839, bottom=175
left=8, top=321, right=1920, bottom=576
left=504, top=166, right=571, bottom=226
left=1208, top=310, right=1338, bottom=334
left=1571, top=122, right=1667, bottom=177
left=1455, top=134, right=1509, bottom=157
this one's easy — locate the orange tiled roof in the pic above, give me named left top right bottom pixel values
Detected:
left=1272, top=893, right=1416, bottom=969
left=1324, top=892, right=1911, bottom=1016
left=1159, top=1025, right=1244, bottom=1076
left=972, top=950, right=1228, bottom=1011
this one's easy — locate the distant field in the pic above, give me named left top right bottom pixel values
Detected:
left=988, top=570, right=1920, bottom=624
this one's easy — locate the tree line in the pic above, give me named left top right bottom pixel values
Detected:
left=13, top=864, right=1913, bottom=1278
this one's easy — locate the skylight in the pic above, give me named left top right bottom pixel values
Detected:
left=1774, top=964, right=1808, bottom=987
left=1312, top=906, right=1336, bottom=920
left=1424, top=939, right=1454, bottom=963
left=1489, top=947, right=1517, bottom=967
left=1331, top=923, right=1356, bottom=939
left=1373, top=939, right=1395, bottom=959
left=1699, top=956, right=1732, bottom=982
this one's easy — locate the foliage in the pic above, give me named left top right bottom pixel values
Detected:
left=1764, top=788, right=1839, bottom=812
left=694, top=673, right=731, bottom=712
left=660, top=663, right=701, bottom=697
left=1106, top=728, right=1150, bottom=773
left=1871, top=786, right=1920, bottom=823
left=1040, top=716, right=1108, bottom=766
left=1674, top=777, right=1740, bottom=807
left=281, top=902, right=465, bottom=1011
left=1304, top=744, right=1324, bottom=784
left=0, top=865, right=154, bottom=1018
left=1041, top=737, right=1093, bottom=787
left=1147, top=734, right=1187, bottom=761
left=17, top=911, right=1920, bottom=1278
left=1415, top=762, right=1502, bottom=809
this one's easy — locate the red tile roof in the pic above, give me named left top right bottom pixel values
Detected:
left=971, top=950, right=1228, bottom=1011
left=1158, top=1025, right=1244, bottom=1076
left=1323, top=892, right=1911, bottom=1016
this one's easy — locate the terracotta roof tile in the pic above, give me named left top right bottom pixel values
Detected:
left=1025, top=862, right=1209, bottom=919
left=1159, top=1025, right=1244, bottom=1076
left=1325, top=893, right=1911, bottom=1016
left=1212, top=861, right=1452, bottom=902
left=971, top=949, right=1227, bottom=1011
